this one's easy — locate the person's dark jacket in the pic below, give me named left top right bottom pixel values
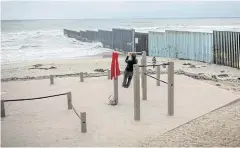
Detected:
left=125, top=56, right=138, bottom=72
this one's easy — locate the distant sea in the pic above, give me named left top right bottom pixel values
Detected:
left=1, top=18, right=240, bottom=64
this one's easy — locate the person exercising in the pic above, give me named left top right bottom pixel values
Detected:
left=122, top=52, right=138, bottom=88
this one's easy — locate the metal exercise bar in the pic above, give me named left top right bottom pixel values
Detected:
left=139, top=63, right=169, bottom=67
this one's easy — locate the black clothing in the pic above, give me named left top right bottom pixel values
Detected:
left=122, top=55, right=138, bottom=88
left=125, top=56, right=138, bottom=72
left=122, top=71, right=133, bottom=88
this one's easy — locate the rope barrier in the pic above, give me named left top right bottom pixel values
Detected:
left=108, top=95, right=113, bottom=100
left=72, top=104, right=82, bottom=119
left=3, top=93, right=67, bottom=102
left=144, top=73, right=168, bottom=84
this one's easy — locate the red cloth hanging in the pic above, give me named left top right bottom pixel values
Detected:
left=111, top=52, right=121, bottom=80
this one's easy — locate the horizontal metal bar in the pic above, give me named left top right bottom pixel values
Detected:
left=128, top=52, right=143, bottom=55
left=3, top=93, right=67, bottom=102
left=131, top=52, right=142, bottom=53
left=139, top=63, right=169, bottom=67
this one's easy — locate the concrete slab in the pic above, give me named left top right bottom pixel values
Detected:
left=1, top=74, right=238, bottom=146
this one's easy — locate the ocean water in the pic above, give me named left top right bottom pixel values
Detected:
left=1, top=18, right=240, bottom=64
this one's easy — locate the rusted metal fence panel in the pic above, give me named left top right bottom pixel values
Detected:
left=98, top=29, right=113, bottom=48
left=134, top=32, right=148, bottom=55
left=80, top=30, right=87, bottom=39
left=63, top=29, right=80, bottom=39
left=112, top=28, right=134, bottom=52
left=213, top=31, right=240, bottom=69
left=85, top=30, right=98, bottom=41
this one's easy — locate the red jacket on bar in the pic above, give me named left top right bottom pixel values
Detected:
left=111, top=52, right=121, bottom=80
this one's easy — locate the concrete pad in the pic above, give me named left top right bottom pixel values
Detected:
left=1, top=74, right=238, bottom=146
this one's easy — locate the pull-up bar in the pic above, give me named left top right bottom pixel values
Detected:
left=133, top=62, right=174, bottom=121
left=111, top=51, right=147, bottom=106
left=131, top=52, right=143, bottom=54
left=128, top=52, right=143, bottom=55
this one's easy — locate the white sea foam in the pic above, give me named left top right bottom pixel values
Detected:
left=1, top=29, right=112, bottom=64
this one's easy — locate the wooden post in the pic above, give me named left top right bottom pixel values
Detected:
left=156, top=66, right=160, bottom=86
left=142, top=51, right=147, bottom=100
left=141, top=58, right=144, bottom=89
left=50, top=75, right=54, bottom=85
left=67, top=92, right=72, bottom=109
left=1, top=100, right=5, bottom=117
left=80, top=72, right=84, bottom=82
left=133, top=64, right=140, bottom=121
left=107, top=70, right=111, bottom=80
left=80, top=112, right=87, bottom=133
left=168, top=62, right=174, bottom=116
left=113, top=77, right=118, bottom=104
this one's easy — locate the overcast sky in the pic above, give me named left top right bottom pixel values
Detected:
left=1, top=1, right=240, bottom=20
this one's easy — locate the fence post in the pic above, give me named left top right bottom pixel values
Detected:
left=107, top=70, right=111, bottom=80
left=168, top=62, right=174, bottom=116
left=80, top=72, right=84, bottom=82
left=80, top=112, right=87, bottom=133
left=133, top=64, right=140, bottom=121
left=67, top=92, right=72, bottom=109
left=114, top=77, right=118, bottom=104
left=1, top=100, right=5, bottom=117
left=156, top=66, right=160, bottom=86
left=142, top=51, right=147, bottom=100
left=50, top=75, right=54, bottom=85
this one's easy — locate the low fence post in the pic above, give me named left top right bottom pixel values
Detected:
left=80, top=112, right=87, bottom=133
left=80, top=72, right=84, bottom=82
left=1, top=100, right=5, bottom=117
left=142, top=51, right=147, bottom=100
left=67, top=92, right=72, bottom=110
left=156, top=66, right=160, bottom=86
left=168, top=62, right=174, bottom=116
left=134, top=64, right=140, bottom=121
left=50, top=75, right=54, bottom=85
left=107, top=70, right=111, bottom=80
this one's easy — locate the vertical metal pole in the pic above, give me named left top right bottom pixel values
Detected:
left=114, top=77, right=118, bottom=104
left=80, top=112, right=87, bottom=133
left=168, top=62, right=174, bottom=116
left=67, top=92, right=72, bottom=110
left=156, top=66, right=160, bottom=86
left=107, top=70, right=111, bottom=80
left=1, top=100, right=5, bottom=117
left=133, top=64, right=140, bottom=121
left=50, top=75, right=54, bottom=85
left=80, top=72, right=84, bottom=82
left=142, top=51, right=147, bottom=100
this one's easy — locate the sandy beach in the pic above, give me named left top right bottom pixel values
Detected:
left=1, top=53, right=240, bottom=146
left=2, top=1, right=240, bottom=146
left=2, top=54, right=240, bottom=95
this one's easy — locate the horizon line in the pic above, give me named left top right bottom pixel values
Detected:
left=2, top=17, right=240, bottom=21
